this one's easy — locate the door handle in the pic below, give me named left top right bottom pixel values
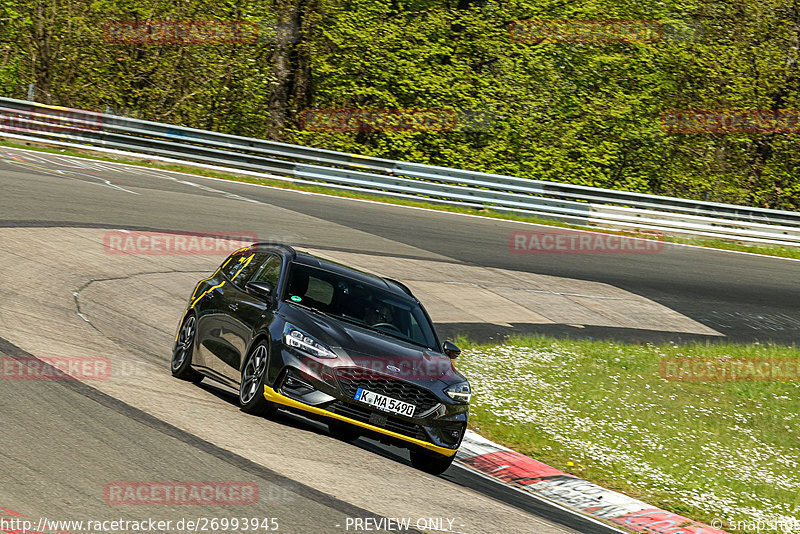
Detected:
left=228, top=303, right=239, bottom=312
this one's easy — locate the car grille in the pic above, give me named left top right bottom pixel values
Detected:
left=330, top=401, right=428, bottom=442
left=334, top=367, right=442, bottom=415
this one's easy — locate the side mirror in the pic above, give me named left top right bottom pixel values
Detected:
left=442, top=340, right=461, bottom=359
left=245, top=281, right=273, bottom=302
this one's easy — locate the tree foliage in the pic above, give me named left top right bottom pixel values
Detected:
left=1, top=0, right=800, bottom=209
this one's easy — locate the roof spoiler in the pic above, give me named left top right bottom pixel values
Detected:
left=384, top=277, right=414, bottom=297
left=252, top=242, right=297, bottom=259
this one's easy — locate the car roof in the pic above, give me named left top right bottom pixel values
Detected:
left=250, top=243, right=414, bottom=299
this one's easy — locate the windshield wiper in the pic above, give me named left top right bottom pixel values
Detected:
left=287, top=301, right=366, bottom=328
left=361, top=325, right=432, bottom=350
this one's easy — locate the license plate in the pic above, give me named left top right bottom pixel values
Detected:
left=354, top=387, right=416, bottom=417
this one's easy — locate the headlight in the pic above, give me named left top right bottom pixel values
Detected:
left=445, top=382, right=471, bottom=404
left=283, top=324, right=337, bottom=359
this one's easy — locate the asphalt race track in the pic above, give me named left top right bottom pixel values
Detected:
left=2, top=146, right=797, bottom=344
left=0, top=145, right=797, bottom=534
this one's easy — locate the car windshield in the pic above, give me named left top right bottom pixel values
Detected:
left=284, top=263, right=438, bottom=350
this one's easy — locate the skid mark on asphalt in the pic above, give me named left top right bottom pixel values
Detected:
left=72, top=269, right=211, bottom=363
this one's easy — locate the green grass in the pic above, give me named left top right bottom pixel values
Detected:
left=454, top=335, right=800, bottom=532
left=2, top=138, right=800, bottom=260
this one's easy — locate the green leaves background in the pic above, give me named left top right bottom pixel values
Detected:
left=3, top=0, right=800, bottom=209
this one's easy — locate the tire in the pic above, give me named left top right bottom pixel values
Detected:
left=328, top=420, right=361, bottom=442
left=171, top=314, right=203, bottom=383
left=239, top=342, right=277, bottom=416
left=409, top=447, right=455, bottom=475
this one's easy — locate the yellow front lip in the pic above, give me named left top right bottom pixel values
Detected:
left=263, top=386, right=457, bottom=457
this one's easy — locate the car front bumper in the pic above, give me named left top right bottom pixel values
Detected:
left=263, top=385, right=460, bottom=457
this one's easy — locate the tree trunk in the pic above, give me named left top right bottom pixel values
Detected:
left=30, top=2, right=54, bottom=103
left=266, top=0, right=316, bottom=139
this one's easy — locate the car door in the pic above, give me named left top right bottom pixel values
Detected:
left=217, top=254, right=283, bottom=383
left=192, top=251, right=242, bottom=374
left=195, top=249, right=263, bottom=380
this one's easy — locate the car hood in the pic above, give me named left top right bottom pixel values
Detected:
left=280, top=303, right=465, bottom=385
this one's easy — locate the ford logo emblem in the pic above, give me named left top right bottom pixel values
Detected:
left=386, top=365, right=401, bottom=373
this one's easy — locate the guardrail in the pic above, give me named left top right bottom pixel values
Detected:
left=2, top=96, right=800, bottom=247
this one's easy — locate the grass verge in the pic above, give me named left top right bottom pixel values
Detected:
left=2, top=138, right=800, bottom=260
left=454, top=334, right=800, bottom=531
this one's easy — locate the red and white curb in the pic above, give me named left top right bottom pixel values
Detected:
left=456, top=431, right=729, bottom=534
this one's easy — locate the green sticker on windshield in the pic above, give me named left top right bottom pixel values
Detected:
left=291, top=295, right=302, bottom=302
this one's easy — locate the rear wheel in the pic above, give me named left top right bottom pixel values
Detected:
left=171, top=315, right=202, bottom=383
left=239, top=343, right=277, bottom=416
left=409, top=447, right=455, bottom=475
left=328, top=420, right=361, bottom=442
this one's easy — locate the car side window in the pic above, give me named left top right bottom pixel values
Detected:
left=222, top=250, right=250, bottom=279
left=222, top=250, right=265, bottom=288
left=251, top=255, right=281, bottom=288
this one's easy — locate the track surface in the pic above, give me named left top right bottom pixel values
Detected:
left=0, top=338, right=391, bottom=533
left=0, top=145, right=796, bottom=533
left=2, top=146, right=797, bottom=344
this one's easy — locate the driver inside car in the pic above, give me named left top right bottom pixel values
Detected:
left=364, top=302, right=393, bottom=326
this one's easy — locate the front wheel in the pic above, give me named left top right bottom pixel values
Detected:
left=409, top=447, right=455, bottom=475
left=171, top=315, right=202, bottom=383
left=239, top=343, right=277, bottom=416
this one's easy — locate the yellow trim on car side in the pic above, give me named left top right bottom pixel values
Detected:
left=174, top=310, right=189, bottom=342
left=178, top=246, right=255, bottom=341
left=176, top=280, right=227, bottom=342
left=188, top=251, right=255, bottom=310
left=263, top=386, right=457, bottom=457
left=189, top=280, right=226, bottom=310
left=230, top=253, right=255, bottom=282
left=190, top=246, right=251, bottom=300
